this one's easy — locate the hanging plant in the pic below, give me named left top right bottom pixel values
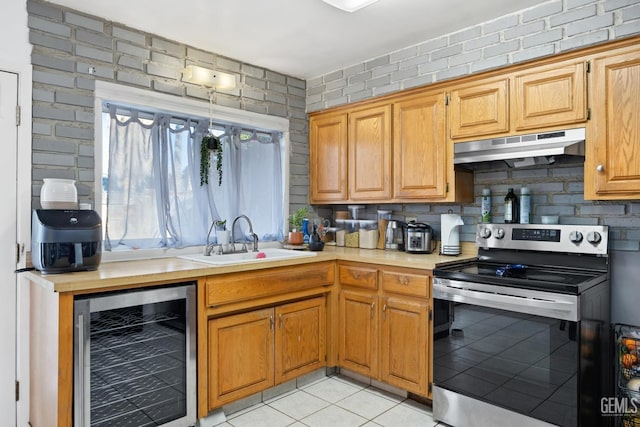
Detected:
left=200, top=134, right=223, bottom=186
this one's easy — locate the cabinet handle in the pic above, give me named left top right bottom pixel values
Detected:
left=269, top=315, right=274, bottom=331
left=382, top=304, right=387, bottom=320
left=370, top=302, right=375, bottom=318
left=353, top=271, right=360, bottom=279
left=596, top=164, right=605, bottom=172
left=279, top=314, right=283, bottom=329
left=399, top=276, right=409, bottom=285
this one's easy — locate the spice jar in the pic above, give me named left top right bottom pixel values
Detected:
left=359, top=220, right=378, bottom=249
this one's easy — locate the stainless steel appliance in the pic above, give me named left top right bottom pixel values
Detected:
left=385, top=220, right=405, bottom=250
left=405, top=221, right=436, bottom=254
left=74, top=283, right=197, bottom=427
left=432, top=223, right=610, bottom=427
left=32, top=209, right=102, bottom=273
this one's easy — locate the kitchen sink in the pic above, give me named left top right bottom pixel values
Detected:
left=178, top=247, right=317, bottom=266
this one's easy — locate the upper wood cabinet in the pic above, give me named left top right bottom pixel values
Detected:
left=349, top=104, right=392, bottom=201
left=513, top=61, right=587, bottom=131
left=449, top=59, right=588, bottom=141
left=393, top=92, right=447, bottom=200
left=585, top=45, right=640, bottom=200
left=449, top=78, right=509, bottom=139
left=309, top=112, right=348, bottom=202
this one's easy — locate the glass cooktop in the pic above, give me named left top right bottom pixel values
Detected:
left=434, top=261, right=605, bottom=294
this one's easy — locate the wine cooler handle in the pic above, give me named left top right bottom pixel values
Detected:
left=77, top=314, right=86, bottom=427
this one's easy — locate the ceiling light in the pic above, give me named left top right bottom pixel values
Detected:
left=182, top=65, right=236, bottom=89
left=322, top=0, right=379, bottom=12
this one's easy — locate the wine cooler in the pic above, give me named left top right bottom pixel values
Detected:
left=74, top=283, right=196, bottom=427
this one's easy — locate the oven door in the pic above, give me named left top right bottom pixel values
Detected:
left=432, top=277, right=598, bottom=427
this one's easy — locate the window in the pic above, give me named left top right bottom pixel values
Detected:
left=95, top=82, right=290, bottom=255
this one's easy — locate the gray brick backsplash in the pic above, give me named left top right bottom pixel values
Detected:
left=622, top=4, right=640, bottom=19
left=403, top=74, right=434, bottom=89
left=117, top=54, right=144, bottom=70
left=560, top=29, right=610, bottom=50
left=470, top=55, right=510, bottom=73
left=419, top=58, right=448, bottom=74
left=326, top=95, right=349, bottom=107
left=29, top=32, right=73, bottom=53
left=27, top=1, right=63, bottom=20
left=616, top=20, right=640, bottom=37
left=146, top=62, right=180, bottom=79
left=33, top=105, right=75, bottom=121
left=55, top=124, right=93, bottom=140
left=523, top=1, right=565, bottom=22
left=266, top=92, right=286, bottom=105
left=551, top=4, right=599, bottom=26
left=116, top=41, right=150, bottom=60
left=153, top=80, right=184, bottom=96
left=31, top=53, right=75, bottom=72
left=431, top=44, right=464, bottom=61
left=450, top=26, right=483, bottom=46
left=76, top=45, right=113, bottom=63
left=523, top=28, right=564, bottom=48
left=484, top=14, right=520, bottom=33
left=485, top=39, right=520, bottom=57
left=150, top=52, right=183, bottom=69
left=287, top=76, right=305, bottom=89
left=115, top=70, right=151, bottom=88
left=605, top=0, right=640, bottom=11
left=55, top=91, right=93, bottom=107
left=324, top=70, right=344, bottom=83
left=365, top=75, right=391, bottom=90
left=28, top=16, right=71, bottom=37
left=288, top=86, right=306, bottom=98
left=76, top=62, right=113, bottom=79
left=186, top=47, right=214, bottom=64
left=242, top=64, right=265, bottom=78
left=374, top=82, right=402, bottom=96
left=112, top=26, right=146, bottom=45
left=450, top=50, right=483, bottom=68
left=65, top=12, right=103, bottom=32
left=76, top=29, right=112, bottom=49
left=151, top=38, right=183, bottom=56
left=418, top=36, right=448, bottom=54
left=325, top=78, right=347, bottom=91
left=372, top=63, right=399, bottom=78
left=504, top=20, right=547, bottom=40
left=567, top=13, right=615, bottom=35
left=568, top=0, right=599, bottom=9
left=33, top=152, right=75, bottom=167
left=391, top=67, right=419, bottom=83
left=75, top=111, right=94, bottom=123
left=33, top=168, right=75, bottom=180
left=390, top=46, right=418, bottom=63
left=33, top=122, right=51, bottom=135
left=465, top=33, right=501, bottom=51
left=436, top=65, right=471, bottom=80
left=512, top=44, right=557, bottom=63
left=366, top=55, right=391, bottom=70
left=349, top=70, right=372, bottom=84
left=580, top=204, right=626, bottom=215
left=33, top=137, right=76, bottom=153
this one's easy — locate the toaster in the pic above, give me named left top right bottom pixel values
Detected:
left=31, top=209, right=102, bottom=274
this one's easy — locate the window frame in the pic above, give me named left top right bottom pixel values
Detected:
left=94, top=81, right=291, bottom=261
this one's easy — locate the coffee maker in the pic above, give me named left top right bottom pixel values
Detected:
left=385, top=220, right=405, bottom=251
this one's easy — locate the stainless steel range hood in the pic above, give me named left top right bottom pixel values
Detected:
left=453, top=127, right=585, bottom=166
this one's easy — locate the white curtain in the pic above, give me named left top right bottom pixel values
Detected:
left=104, top=106, right=282, bottom=250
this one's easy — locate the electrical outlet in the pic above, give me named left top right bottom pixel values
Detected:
left=405, top=216, right=417, bottom=223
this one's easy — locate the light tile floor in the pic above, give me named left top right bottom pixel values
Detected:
left=215, top=375, right=447, bottom=427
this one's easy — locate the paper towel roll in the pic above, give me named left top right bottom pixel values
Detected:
left=441, top=213, right=464, bottom=255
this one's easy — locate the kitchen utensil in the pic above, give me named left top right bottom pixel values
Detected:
left=405, top=221, right=436, bottom=254
left=385, top=220, right=405, bottom=251
left=440, top=213, right=464, bottom=256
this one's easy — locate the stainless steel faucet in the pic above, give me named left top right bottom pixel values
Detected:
left=231, top=215, right=259, bottom=252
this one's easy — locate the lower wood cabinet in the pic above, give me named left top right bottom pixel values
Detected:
left=208, top=296, right=326, bottom=409
left=338, top=262, right=433, bottom=398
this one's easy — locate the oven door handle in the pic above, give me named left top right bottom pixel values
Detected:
left=433, top=282, right=578, bottom=321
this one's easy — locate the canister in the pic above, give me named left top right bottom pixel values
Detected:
left=359, top=220, right=378, bottom=249
left=344, top=219, right=360, bottom=248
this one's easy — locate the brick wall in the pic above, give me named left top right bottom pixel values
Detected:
left=27, top=0, right=309, bottom=210
left=307, top=0, right=640, bottom=111
left=308, top=0, right=640, bottom=250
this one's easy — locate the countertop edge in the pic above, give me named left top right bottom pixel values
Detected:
left=24, top=244, right=478, bottom=293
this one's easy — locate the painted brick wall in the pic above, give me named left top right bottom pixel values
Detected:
left=27, top=0, right=308, bottom=210
left=308, top=0, right=640, bottom=251
left=306, top=0, right=640, bottom=111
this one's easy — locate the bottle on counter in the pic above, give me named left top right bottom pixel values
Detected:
left=520, top=186, right=531, bottom=224
left=481, top=188, right=492, bottom=223
left=504, top=188, right=519, bottom=224
left=302, top=218, right=310, bottom=244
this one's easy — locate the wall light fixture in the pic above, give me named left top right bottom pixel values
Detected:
left=182, top=65, right=236, bottom=89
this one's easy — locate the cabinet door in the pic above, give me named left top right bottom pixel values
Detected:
left=339, top=290, right=378, bottom=377
left=449, top=78, right=509, bottom=139
left=309, top=112, right=348, bottom=203
left=586, top=48, right=640, bottom=199
left=349, top=105, right=392, bottom=201
left=514, top=61, right=587, bottom=131
left=380, top=297, right=429, bottom=396
left=208, top=308, right=274, bottom=409
left=393, top=93, right=447, bottom=199
left=275, top=297, right=326, bottom=383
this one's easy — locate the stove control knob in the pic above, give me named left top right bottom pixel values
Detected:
left=479, top=228, right=492, bottom=239
left=569, top=231, right=583, bottom=243
left=495, top=228, right=505, bottom=239
left=587, top=231, right=602, bottom=244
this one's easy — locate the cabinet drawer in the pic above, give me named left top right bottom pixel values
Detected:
left=206, top=262, right=334, bottom=307
left=338, top=264, right=378, bottom=290
left=381, top=270, right=430, bottom=298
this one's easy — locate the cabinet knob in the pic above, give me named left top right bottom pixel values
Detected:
left=596, top=165, right=605, bottom=172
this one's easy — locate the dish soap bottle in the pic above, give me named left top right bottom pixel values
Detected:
left=504, top=188, right=519, bottom=223
left=520, top=186, right=531, bottom=224
left=481, top=188, right=492, bottom=223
